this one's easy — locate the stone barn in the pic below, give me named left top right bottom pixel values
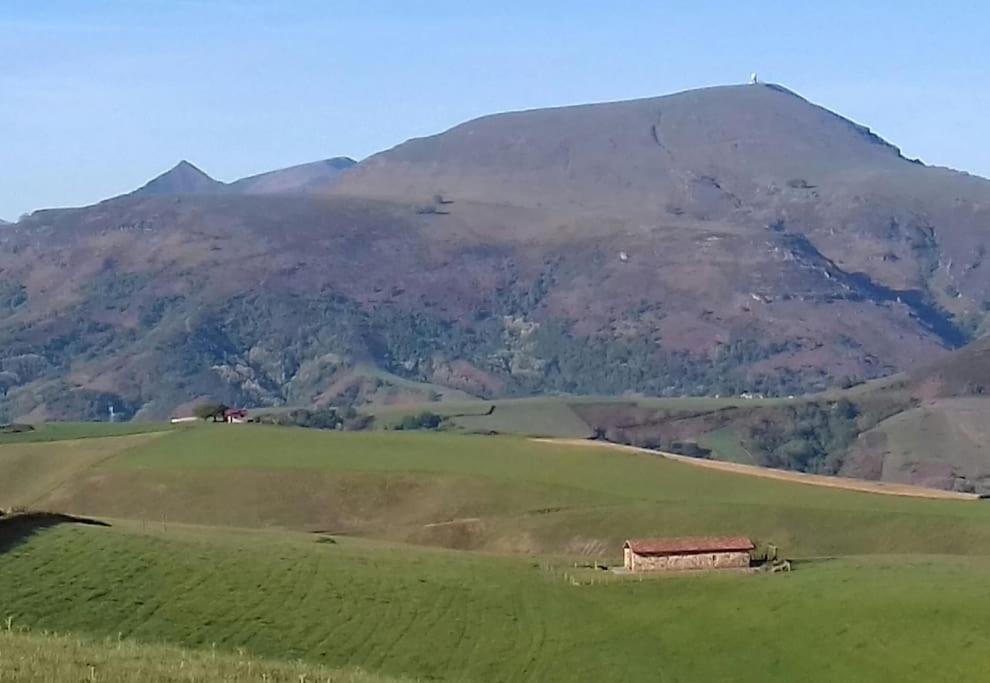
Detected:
left=623, top=537, right=754, bottom=572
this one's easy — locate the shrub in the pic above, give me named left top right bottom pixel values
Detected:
left=252, top=408, right=342, bottom=430
left=394, top=411, right=443, bottom=431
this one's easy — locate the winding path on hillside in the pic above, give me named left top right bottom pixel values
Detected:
left=534, top=438, right=980, bottom=500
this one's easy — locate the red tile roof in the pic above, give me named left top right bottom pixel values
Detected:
left=624, top=536, right=754, bottom=555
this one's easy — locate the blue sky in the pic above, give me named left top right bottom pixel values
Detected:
left=2, top=1, right=989, bottom=220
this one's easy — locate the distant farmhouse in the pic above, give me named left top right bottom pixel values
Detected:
left=224, top=408, right=248, bottom=424
left=623, top=537, right=754, bottom=572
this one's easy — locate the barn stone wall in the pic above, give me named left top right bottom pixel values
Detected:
left=627, top=550, right=750, bottom=572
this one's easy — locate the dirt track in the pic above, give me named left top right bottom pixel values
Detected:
left=535, top=438, right=981, bottom=501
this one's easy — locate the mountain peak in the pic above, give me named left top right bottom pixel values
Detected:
left=171, top=159, right=204, bottom=173
left=132, top=160, right=224, bottom=197
left=336, top=82, right=910, bottom=209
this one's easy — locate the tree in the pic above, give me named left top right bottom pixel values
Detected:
left=0, top=371, right=19, bottom=397
left=193, top=402, right=229, bottom=422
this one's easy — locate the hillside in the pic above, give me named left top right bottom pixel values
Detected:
left=4, top=83, right=990, bottom=420
left=4, top=428, right=990, bottom=681
left=228, top=157, right=357, bottom=194
left=832, top=338, right=990, bottom=490
left=370, top=392, right=990, bottom=493
left=6, top=521, right=990, bottom=682
left=9, top=426, right=990, bottom=556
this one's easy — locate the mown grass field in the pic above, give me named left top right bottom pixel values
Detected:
left=3, top=522, right=990, bottom=682
left=6, top=425, right=990, bottom=681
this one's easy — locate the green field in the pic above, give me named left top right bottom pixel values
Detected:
left=368, top=394, right=790, bottom=439
left=697, top=427, right=756, bottom=463
left=24, top=426, right=990, bottom=557
left=369, top=396, right=595, bottom=437
left=3, top=522, right=990, bottom=682
left=5, top=425, right=990, bottom=680
left=0, top=432, right=166, bottom=509
left=0, top=421, right=172, bottom=444
left=0, top=627, right=394, bottom=682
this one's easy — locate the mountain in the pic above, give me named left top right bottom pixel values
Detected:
left=330, top=83, right=990, bottom=371
left=334, top=83, right=912, bottom=207
left=228, top=157, right=356, bottom=195
left=132, top=160, right=225, bottom=196
left=128, top=158, right=356, bottom=199
left=2, top=83, right=990, bottom=423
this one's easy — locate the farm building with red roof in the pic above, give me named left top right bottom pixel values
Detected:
left=623, top=537, right=754, bottom=572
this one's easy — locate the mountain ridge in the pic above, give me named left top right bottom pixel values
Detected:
left=2, top=82, right=990, bottom=425
left=129, top=157, right=357, bottom=199
left=331, top=83, right=921, bottom=210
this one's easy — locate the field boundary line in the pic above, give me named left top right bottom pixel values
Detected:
left=533, top=438, right=981, bottom=500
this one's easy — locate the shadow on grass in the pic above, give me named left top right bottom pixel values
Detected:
left=0, top=512, right=110, bottom=555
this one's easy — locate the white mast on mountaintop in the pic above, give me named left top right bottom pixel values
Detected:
left=750, top=72, right=760, bottom=85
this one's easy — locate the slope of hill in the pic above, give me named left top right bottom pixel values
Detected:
left=829, top=337, right=990, bottom=490
left=334, top=84, right=990, bottom=357
left=3, top=83, right=990, bottom=420
left=10, top=426, right=990, bottom=556
left=5, top=429, right=990, bottom=680
left=228, top=157, right=357, bottom=194
left=370, top=390, right=990, bottom=493
left=5, top=521, right=990, bottom=682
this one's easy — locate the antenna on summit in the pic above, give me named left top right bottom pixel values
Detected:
left=750, top=72, right=760, bottom=85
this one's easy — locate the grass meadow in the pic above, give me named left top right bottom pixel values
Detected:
left=3, top=523, right=990, bottom=682
left=28, top=426, right=990, bottom=558
left=367, top=394, right=790, bottom=438
left=0, top=421, right=172, bottom=444
left=5, top=425, right=990, bottom=680
left=368, top=397, right=595, bottom=437
left=0, top=432, right=166, bottom=509
left=0, top=626, right=395, bottom=682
